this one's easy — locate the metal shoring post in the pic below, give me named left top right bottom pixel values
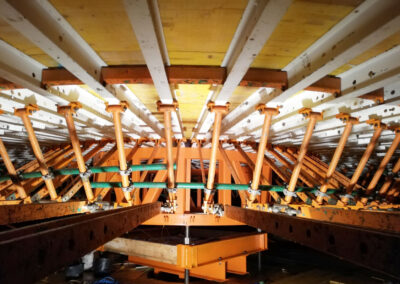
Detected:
left=379, top=156, right=400, bottom=196
left=157, top=101, right=179, bottom=211
left=184, top=225, right=190, bottom=284
left=340, top=119, right=386, bottom=205
left=257, top=228, right=262, bottom=272
left=362, top=127, right=400, bottom=205
left=58, top=102, right=95, bottom=203
left=106, top=102, right=133, bottom=205
left=314, top=113, right=358, bottom=205
left=285, top=108, right=322, bottom=203
left=14, top=105, right=59, bottom=201
left=203, top=102, right=229, bottom=213
left=248, top=105, right=279, bottom=207
left=0, top=111, right=31, bottom=203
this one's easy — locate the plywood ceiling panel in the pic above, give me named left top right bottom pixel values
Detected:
left=0, top=19, right=58, bottom=67
left=126, top=84, right=163, bottom=122
left=331, top=31, right=400, bottom=75
left=229, top=86, right=260, bottom=111
left=175, top=84, right=211, bottom=137
left=251, top=0, right=361, bottom=69
left=49, top=0, right=145, bottom=65
left=158, top=0, right=247, bottom=66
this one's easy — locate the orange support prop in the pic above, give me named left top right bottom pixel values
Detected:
left=58, top=102, right=95, bottom=203
left=0, top=135, right=30, bottom=203
left=106, top=102, right=133, bottom=205
left=14, top=105, right=59, bottom=201
left=341, top=119, right=385, bottom=204
left=362, top=127, right=400, bottom=204
left=203, top=102, right=229, bottom=212
left=285, top=108, right=322, bottom=203
left=248, top=105, right=279, bottom=206
left=157, top=101, right=179, bottom=210
left=315, top=113, right=358, bottom=204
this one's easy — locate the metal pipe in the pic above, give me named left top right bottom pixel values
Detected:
left=0, top=163, right=175, bottom=182
left=90, top=182, right=336, bottom=195
left=249, top=105, right=279, bottom=205
left=379, top=155, right=400, bottom=195
left=341, top=119, right=385, bottom=204
left=203, top=102, right=229, bottom=211
left=0, top=137, right=30, bottom=203
left=14, top=105, right=59, bottom=201
left=316, top=114, right=357, bottom=204
left=184, top=225, right=190, bottom=284
left=285, top=108, right=322, bottom=203
left=106, top=102, right=133, bottom=205
left=363, top=128, right=400, bottom=204
left=58, top=103, right=95, bottom=203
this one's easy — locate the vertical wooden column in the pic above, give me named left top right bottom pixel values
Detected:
left=285, top=108, right=322, bottom=203
left=203, top=102, right=229, bottom=213
left=315, top=113, right=358, bottom=204
left=106, top=102, right=133, bottom=205
left=248, top=105, right=279, bottom=206
left=341, top=119, right=385, bottom=204
left=14, top=105, right=59, bottom=201
left=58, top=102, right=95, bottom=203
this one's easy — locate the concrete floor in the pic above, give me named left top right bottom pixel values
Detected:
left=37, top=237, right=397, bottom=284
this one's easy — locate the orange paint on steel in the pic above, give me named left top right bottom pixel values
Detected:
left=363, top=127, right=400, bottom=204
left=196, top=140, right=205, bottom=208
left=342, top=119, right=385, bottom=204
left=14, top=105, right=59, bottom=201
left=379, top=177, right=393, bottom=195
left=204, top=102, right=229, bottom=211
left=157, top=101, right=178, bottom=189
left=58, top=102, right=95, bottom=203
left=286, top=108, right=322, bottom=203
left=106, top=102, right=133, bottom=205
left=0, top=136, right=30, bottom=203
left=249, top=105, right=279, bottom=205
left=316, top=114, right=358, bottom=204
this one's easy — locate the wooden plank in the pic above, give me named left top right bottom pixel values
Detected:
left=105, top=237, right=177, bottom=265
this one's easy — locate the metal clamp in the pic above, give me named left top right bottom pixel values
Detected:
left=204, top=188, right=216, bottom=196
left=41, top=169, right=55, bottom=181
left=79, top=169, right=92, bottom=181
left=283, top=188, right=297, bottom=198
left=339, top=193, right=354, bottom=200
left=314, top=190, right=329, bottom=198
left=119, top=167, right=132, bottom=176
left=247, top=188, right=261, bottom=196
left=167, top=188, right=177, bottom=194
left=121, top=183, right=135, bottom=193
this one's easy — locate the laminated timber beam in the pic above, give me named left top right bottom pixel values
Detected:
left=43, top=65, right=340, bottom=92
left=222, top=0, right=400, bottom=138
left=0, top=202, right=160, bottom=284
left=193, top=0, right=292, bottom=139
left=225, top=205, right=400, bottom=279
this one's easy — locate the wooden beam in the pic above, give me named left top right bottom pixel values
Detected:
left=0, top=201, right=87, bottom=225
